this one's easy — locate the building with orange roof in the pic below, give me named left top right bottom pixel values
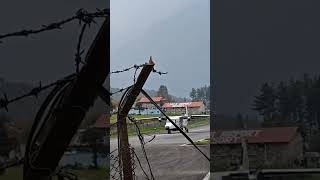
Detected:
left=211, top=127, right=304, bottom=171
left=135, top=96, right=168, bottom=109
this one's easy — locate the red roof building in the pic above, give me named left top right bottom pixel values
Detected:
left=162, top=101, right=204, bottom=108
left=138, top=96, right=165, bottom=103
left=211, top=127, right=298, bottom=144
left=136, top=96, right=167, bottom=109
left=91, top=114, right=109, bottom=128
left=211, top=127, right=304, bottom=171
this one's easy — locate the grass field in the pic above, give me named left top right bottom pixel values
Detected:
left=0, top=166, right=108, bottom=180
left=110, top=117, right=209, bottom=138
left=110, top=114, right=158, bottom=124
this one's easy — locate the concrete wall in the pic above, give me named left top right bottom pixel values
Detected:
left=129, top=109, right=161, bottom=115
left=164, top=106, right=205, bottom=114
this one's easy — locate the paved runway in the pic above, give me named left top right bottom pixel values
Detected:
left=110, top=125, right=210, bottom=180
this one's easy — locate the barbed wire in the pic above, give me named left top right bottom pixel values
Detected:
left=152, top=68, right=168, bottom=76
left=74, top=23, right=88, bottom=74
left=0, top=65, right=163, bottom=113
left=110, top=150, right=121, bottom=180
left=111, top=63, right=168, bottom=95
left=0, top=8, right=168, bottom=179
left=111, top=64, right=145, bottom=74
left=0, top=74, right=76, bottom=112
left=110, top=147, right=137, bottom=180
left=0, top=8, right=109, bottom=43
left=133, top=67, right=139, bottom=84
left=111, top=64, right=167, bottom=76
left=0, top=8, right=109, bottom=113
left=128, top=116, right=155, bottom=180
left=0, top=8, right=108, bottom=74
left=110, top=85, right=133, bottom=97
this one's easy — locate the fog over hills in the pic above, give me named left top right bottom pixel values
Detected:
left=111, top=0, right=210, bottom=98
left=213, top=0, right=320, bottom=118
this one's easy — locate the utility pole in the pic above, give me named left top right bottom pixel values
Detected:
left=117, top=57, right=154, bottom=180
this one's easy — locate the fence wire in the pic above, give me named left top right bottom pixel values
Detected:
left=0, top=8, right=109, bottom=178
left=0, top=6, right=171, bottom=180
left=0, top=8, right=109, bottom=42
left=110, top=147, right=137, bottom=180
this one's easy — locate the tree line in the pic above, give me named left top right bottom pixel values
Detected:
left=252, top=73, right=320, bottom=140
left=189, top=85, right=210, bottom=104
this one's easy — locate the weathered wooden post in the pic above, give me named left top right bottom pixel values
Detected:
left=117, top=58, right=154, bottom=180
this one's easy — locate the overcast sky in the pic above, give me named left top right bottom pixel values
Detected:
left=0, top=1, right=209, bottom=99
left=0, top=0, right=106, bottom=83
left=110, top=0, right=210, bottom=98
left=213, top=0, right=320, bottom=117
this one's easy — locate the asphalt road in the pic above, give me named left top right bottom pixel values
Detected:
left=110, top=125, right=210, bottom=180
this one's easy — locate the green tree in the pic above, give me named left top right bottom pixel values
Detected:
left=190, top=88, right=197, bottom=100
left=252, top=83, right=277, bottom=122
left=253, top=74, right=320, bottom=147
left=276, top=81, right=291, bottom=121
left=204, top=85, right=210, bottom=102
left=196, top=88, right=201, bottom=100
left=157, top=85, right=170, bottom=101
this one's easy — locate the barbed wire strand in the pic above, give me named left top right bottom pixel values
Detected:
left=132, top=150, right=150, bottom=180
left=111, top=64, right=167, bottom=76
left=0, top=8, right=109, bottom=43
left=0, top=8, right=109, bottom=178
left=128, top=116, right=155, bottom=180
left=109, top=63, right=168, bottom=179
left=75, top=23, right=88, bottom=74
left=110, top=85, right=133, bottom=97
left=0, top=74, right=76, bottom=111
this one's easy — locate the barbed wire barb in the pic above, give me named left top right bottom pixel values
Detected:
left=0, top=8, right=109, bottom=42
left=0, top=74, right=76, bottom=111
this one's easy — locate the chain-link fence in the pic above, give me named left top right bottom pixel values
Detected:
left=110, top=147, right=136, bottom=180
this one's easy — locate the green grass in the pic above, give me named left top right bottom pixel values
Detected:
left=0, top=166, right=22, bottom=179
left=110, top=114, right=159, bottom=124
left=111, top=123, right=164, bottom=138
left=194, top=138, right=210, bottom=145
left=0, top=166, right=108, bottom=180
left=110, top=113, right=200, bottom=124
left=188, top=118, right=210, bottom=128
left=110, top=117, right=209, bottom=138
